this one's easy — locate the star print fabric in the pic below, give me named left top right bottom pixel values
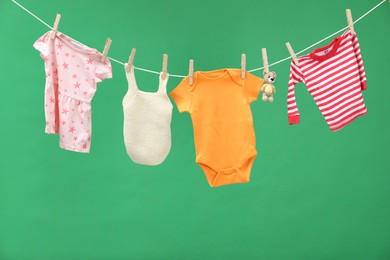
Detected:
left=34, top=31, right=112, bottom=153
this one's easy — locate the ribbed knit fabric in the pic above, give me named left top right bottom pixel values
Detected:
left=287, top=29, right=367, bottom=131
left=123, top=65, right=173, bottom=165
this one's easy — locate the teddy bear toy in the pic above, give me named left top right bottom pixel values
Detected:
left=261, top=71, right=277, bottom=102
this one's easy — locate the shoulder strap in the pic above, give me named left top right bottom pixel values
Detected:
left=157, top=72, right=169, bottom=93
left=124, top=63, right=138, bottom=92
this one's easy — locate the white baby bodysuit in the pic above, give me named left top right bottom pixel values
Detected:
left=123, top=65, right=173, bottom=166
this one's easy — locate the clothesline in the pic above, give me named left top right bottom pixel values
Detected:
left=11, top=0, right=387, bottom=78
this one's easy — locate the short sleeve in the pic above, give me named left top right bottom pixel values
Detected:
left=244, top=72, right=264, bottom=103
left=33, top=32, right=51, bottom=58
left=170, top=77, right=192, bottom=113
left=95, top=59, right=113, bottom=83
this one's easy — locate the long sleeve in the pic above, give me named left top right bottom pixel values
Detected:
left=287, top=61, right=303, bottom=125
left=351, top=33, right=367, bottom=90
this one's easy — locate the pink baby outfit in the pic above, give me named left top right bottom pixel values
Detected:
left=34, top=31, right=112, bottom=152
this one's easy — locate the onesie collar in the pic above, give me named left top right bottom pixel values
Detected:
left=194, top=69, right=243, bottom=87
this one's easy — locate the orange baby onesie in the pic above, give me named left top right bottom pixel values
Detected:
left=170, top=69, right=264, bottom=187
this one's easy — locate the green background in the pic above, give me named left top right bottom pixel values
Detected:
left=0, top=0, right=389, bottom=259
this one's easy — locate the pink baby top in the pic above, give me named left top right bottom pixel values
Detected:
left=34, top=31, right=112, bottom=152
left=287, top=29, right=367, bottom=131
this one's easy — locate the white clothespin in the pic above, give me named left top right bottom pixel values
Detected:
left=50, top=14, right=61, bottom=39
left=126, top=48, right=136, bottom=72
left=100, top=38, right=112, bottom=62
left=189, top=59, right=194, bottom=85
left=241, top=54, right=246, bottom=79
left=262, top=48, right=269, bottom=74
left=286, top=42, right=299, bottom=66
left=162, top=54, right=168, bottom=80
left=346, top=9, right=355, bottom=34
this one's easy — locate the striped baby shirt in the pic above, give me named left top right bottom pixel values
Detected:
left=287, top=29, right=367, bottom=131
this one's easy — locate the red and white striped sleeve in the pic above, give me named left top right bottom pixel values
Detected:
left=351, top=33, right=367, bottom=90
left=287, top=61, right=303, bottom=125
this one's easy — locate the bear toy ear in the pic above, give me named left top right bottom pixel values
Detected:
left=271, top=71, right=277, bottom=78
left=263, top=70, right=267, bottom=76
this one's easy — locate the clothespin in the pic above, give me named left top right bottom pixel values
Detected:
left=100, top=38, right=112, bottom=62
left=126, top=48, right=136, bottom=72
left=50, top=14, right=61, bottom=39
left=162, top=54, right=168, bottom=80
left=241, top=54, right=246, bottom=79
left=346, top=9, right=355, bottom=34
left=262, top=48, right=269, bottom=74
left=286, top=42, right=299, bottom=66
left=189, top=59, right=194, bottom=85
